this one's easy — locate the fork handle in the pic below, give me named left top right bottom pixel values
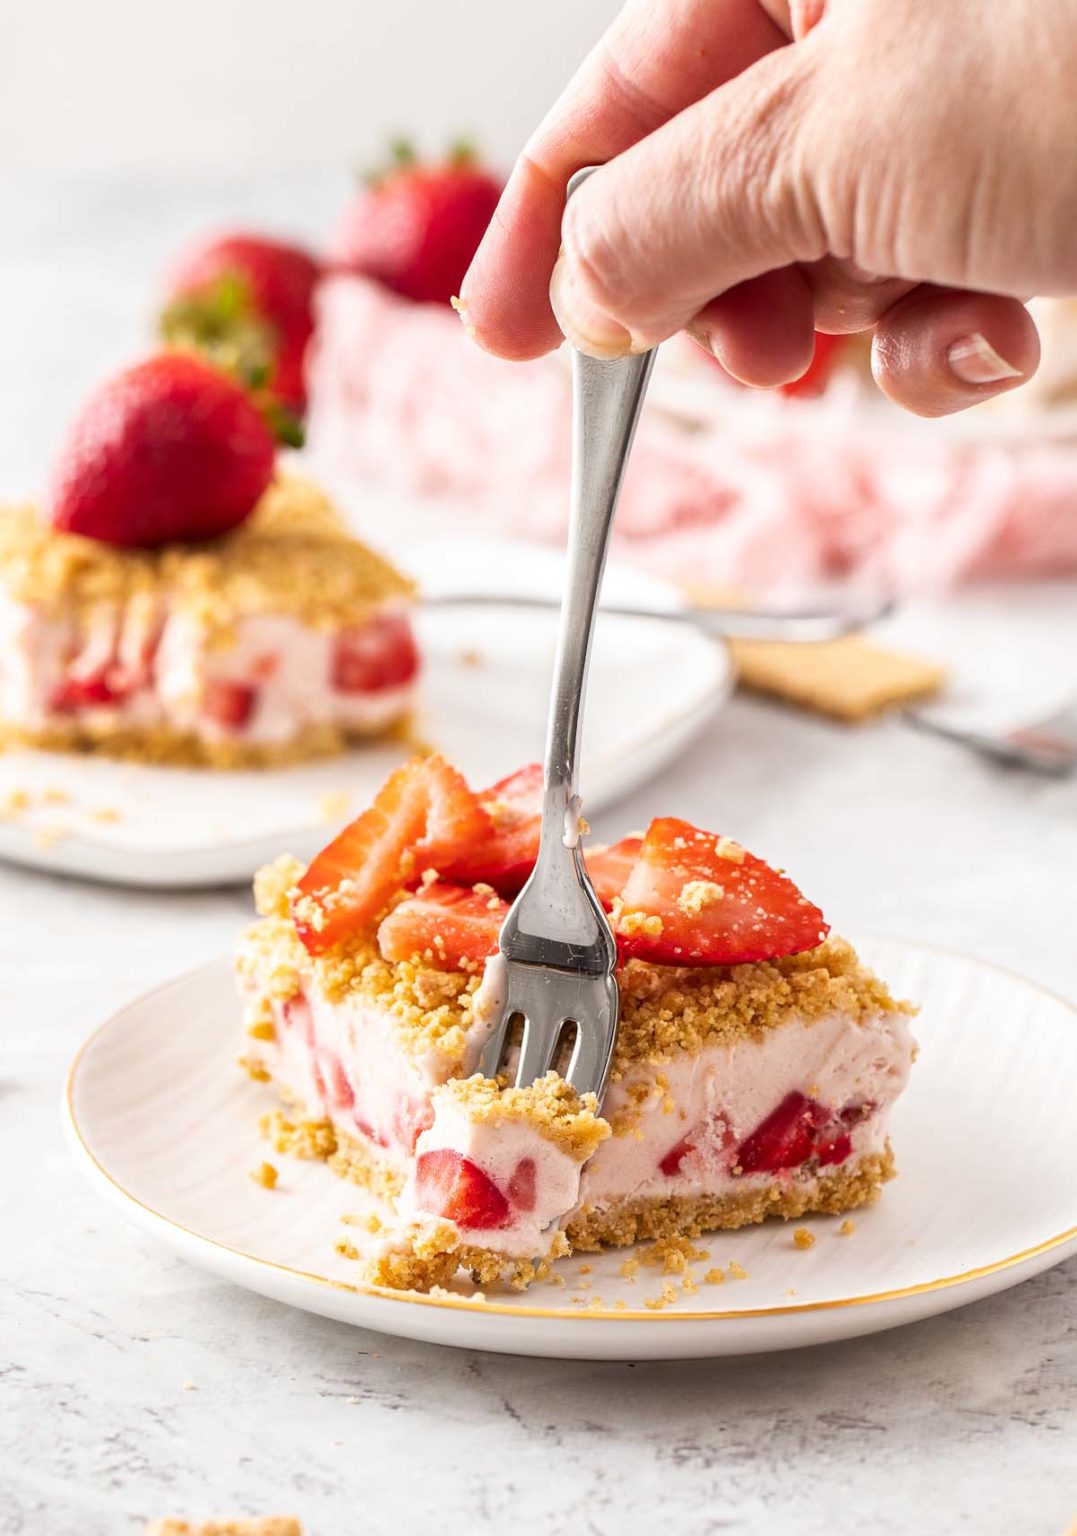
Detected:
left=501, top=169, right=656, bottom=971
left=545, top=345, right=657, bottom=822
left=542, top=171, right=657, bottom=859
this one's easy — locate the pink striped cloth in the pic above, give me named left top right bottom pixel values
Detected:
left=305, top=275, right=1077, bottom=594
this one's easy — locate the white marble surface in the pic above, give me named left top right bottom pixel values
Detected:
left=2, top=175, right=1077, bottom=1536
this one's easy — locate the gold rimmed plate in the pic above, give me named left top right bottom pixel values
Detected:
left=64, top=937, right=1077, bottom=1360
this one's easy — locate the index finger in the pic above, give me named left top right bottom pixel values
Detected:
left=459, top=0, right=789, bottom=360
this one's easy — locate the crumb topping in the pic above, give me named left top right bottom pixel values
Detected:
left=676, top=879, right=725, bottom=916
left=433, top=1072, right=611, bottom=1161
left=0, top=475, right=412, bottom=630
left=611, top=937, right=914, bottom=1069
left=244, top=859, right=912, bottom=1073
left=241, top=871, right=482, bottom=1068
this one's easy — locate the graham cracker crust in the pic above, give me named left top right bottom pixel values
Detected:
left=4, top=711, right=415, bottom=770
left=260, top=1106, right=404, bottom=1203
left=259, top=1081, right=895, bottom=1293
left=566, top=1146, right=895, bottom=1252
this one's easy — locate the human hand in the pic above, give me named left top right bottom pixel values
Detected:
left=460, top=0, right=1077, bottom=415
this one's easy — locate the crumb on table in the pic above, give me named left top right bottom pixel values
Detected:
left=250, top=1162, right=278, bottom=1190
left=793, top=1226, right=816, bottom=1250
left=146, top=1521, right=303, bottom=1536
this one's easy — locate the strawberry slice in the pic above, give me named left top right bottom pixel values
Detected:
left=50, top=669, right=124, bottom=713
left=413, top=1149, right=510, bottom=1229
left=659, top=1134, right=695, bottom=1177
left=441, top=763, right=543, bottom=894
left=736, top=1092, right=828, bottom=1174
left=291, top=754, right=491, bottom=954
left=331, top=611, right=420, bottom=694
left=203, top=679, right=258, bottom=730
left=377, top=883, right=507, bottom=970
left=614, top=817, right=828, bottom=966
left=586, top=836, right=643, bottom=910
left=507, top=1157, right=537, bottom=1212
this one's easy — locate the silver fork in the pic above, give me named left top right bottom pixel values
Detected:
left=477, top=168, right=656, bottom=1105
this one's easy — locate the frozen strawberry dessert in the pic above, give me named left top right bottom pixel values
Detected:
left=236, top=755, right=916, bottom=1291
left=0, top=353, right=418, bottom=766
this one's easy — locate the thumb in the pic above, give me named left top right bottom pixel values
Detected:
left=550, top=45, right=828, bottom=358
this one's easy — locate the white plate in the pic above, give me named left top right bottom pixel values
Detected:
left=0, top=542, right=728, bottom=888
left=65, top=937, right=1077, bottom=1361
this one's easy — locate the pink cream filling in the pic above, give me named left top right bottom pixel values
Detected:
left=0, top=592, right=417, bottom=744
left=244, top=951, right=915, bottom=1259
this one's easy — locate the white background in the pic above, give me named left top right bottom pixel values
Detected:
left=1, top=0, right=619, bottom=173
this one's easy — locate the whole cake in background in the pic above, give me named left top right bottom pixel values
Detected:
left=0, top=351, right=418, bottom=767
left=154, top=144, right=1077, bottom=597
left=236, top=754, right=917, bottom=1292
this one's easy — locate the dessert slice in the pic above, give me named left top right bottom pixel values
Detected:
left=236, top=755, right=916, bottom=1291
left=2, top=349, right=418, bottom=766
left=0, top=475, right=418, bottom=766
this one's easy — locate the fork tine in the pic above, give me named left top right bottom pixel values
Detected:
left=564, top=984, right=618, bottom=1098
left=515, top=1014, right=562, bottom=1088
left=477, top=1012, right=514, bottom=1082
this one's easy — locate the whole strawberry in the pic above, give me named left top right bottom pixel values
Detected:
left=160, top=234, right=321, bottom=411
left=329, top=141, right=502, bottom=305
left=49, top=352, right=277, bottom=548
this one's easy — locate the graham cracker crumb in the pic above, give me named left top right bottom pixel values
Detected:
left=839, top=1218, right=856, bottom=1236
left=641, top=1236, right=708, bottom=1274
left=431, top=1073, right=610, bottom=1161
left=335, top=1239, right=360, bottom=1261
left=619, top=1256, right=639, bottom=1281
left=41, top=787, right=69, bottom=804
left=246, top=1020, right=277, bottom=1042
left=316, top=789, right=352, bottom=823
left=618, top=909, right=664, bottom=939
left=677, top=879, right=725, bottom=917
left=250, top=1162, right=278, bottom=1190
left=260, top=1108, right=338, bottom=1163
left=793, top=1227, right=815, bottom=1250
left=728, top=1260, right=749, bottom=1280
left=644, top=1281, right=679, bottom=1311
left=147, top=1522, right=302, bottom=1536
left=704, top=1267, right=726, bottom=1285
left=0, top=789, right=30, bottom=819
left=33, top=823, right=68, bottom=848
left=238, top=1056, right=270, bottom=1083
left=89, top=805, right=122, bottom=823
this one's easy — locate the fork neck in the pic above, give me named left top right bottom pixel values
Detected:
left=539, top=344, right=657, bottom=854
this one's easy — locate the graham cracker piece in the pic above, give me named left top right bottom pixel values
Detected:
left=728, top=635, right=945, bottom=722
left=147, top=1522, right=302, bottom=1536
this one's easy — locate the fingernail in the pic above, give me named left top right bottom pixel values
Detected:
left=948, top=333, right=1024, bottom=385
left=549, top=253, right=636, bottom=359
